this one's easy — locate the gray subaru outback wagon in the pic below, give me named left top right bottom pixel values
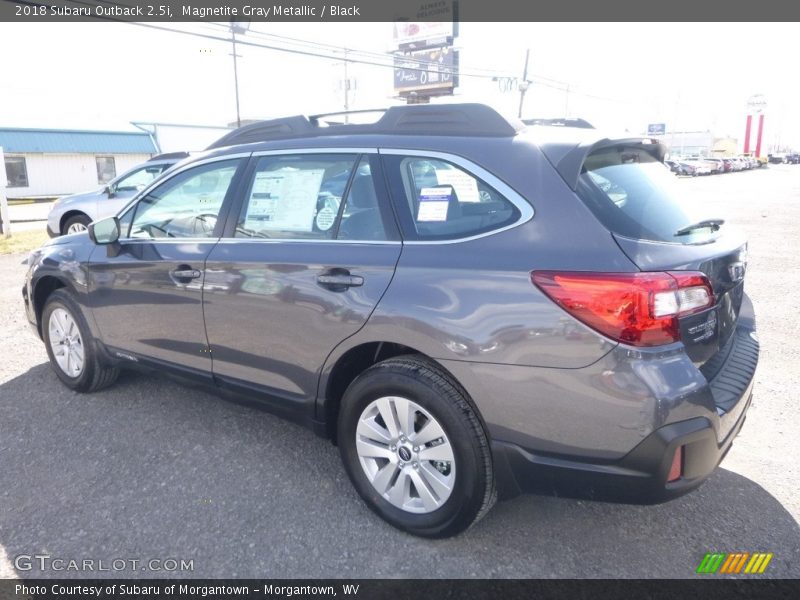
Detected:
left=23, top=104, right=758, bottom=537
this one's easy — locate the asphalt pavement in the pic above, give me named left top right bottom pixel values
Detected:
left=0, top=166, right=798, bottom=578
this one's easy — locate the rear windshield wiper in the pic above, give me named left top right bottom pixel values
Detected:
left=674, top=218, right=725, bottom=236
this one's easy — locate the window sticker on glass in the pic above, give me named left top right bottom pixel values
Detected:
left=417, top=187, right=451, bottom=222
left=434, top=168, right=480, bottom=203
left=245, top=168, right=325, bottom=232
left=315, top=206, right=337, bottom=231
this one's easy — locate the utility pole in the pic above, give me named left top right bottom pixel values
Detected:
left=517, top=49, right=530, bottom=118
left=230, top=22, right=250, bottom=128
left=564, top=84, right=570, bottom=117
left=343, top=48, right=350, bottom=122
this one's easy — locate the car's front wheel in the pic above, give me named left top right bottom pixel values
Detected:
left=42, top=289, right=119, bottom=392
left=62, top=214, right=91, bottom=235
left=338, top=356, right=496, bottom=538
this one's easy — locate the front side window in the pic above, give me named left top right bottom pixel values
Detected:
left=113, top=164, right=170, bottom=194
left=129, top=159, right=240, bottom=239
left=385, top=156, right=520, bottom=241
left=96, top=156, right=116, bottom=184
left=4, top=156, right=28, bottom=187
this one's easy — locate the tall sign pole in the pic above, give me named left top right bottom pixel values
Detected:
left=743, top=115, right=752, bottom=154
left=755, top=114, right=765, bottom=158
left=746, top=94, right=767, bottom=157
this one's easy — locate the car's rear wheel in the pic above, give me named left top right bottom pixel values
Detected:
left=338, top=355, right=496, bottom=538
left=42, top=289, right=119, bottom=392
left=62, top=214, right=91, bottom=235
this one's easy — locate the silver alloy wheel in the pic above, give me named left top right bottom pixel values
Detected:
left=48, top=308, right=84, bottom=378
left=67, top=222, right=88, bottom=234
left=356, top=396, right=456, bottom=514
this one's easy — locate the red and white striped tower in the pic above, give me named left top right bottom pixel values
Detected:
left=745, top=94, right=767, bottom=157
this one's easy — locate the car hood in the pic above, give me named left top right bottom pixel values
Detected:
left=57, top=189, right=102, bottom=206
left=41, top=231, right=91, bottom=247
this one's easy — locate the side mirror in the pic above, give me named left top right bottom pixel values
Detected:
left=88, top=216, right=120, bottom=245
left=105, top=185, right=116, bottom=198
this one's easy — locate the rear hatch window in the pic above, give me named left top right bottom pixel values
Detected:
left=576, top=146, right=718, bottom=245
left=574, top=143, right=748, bottom=372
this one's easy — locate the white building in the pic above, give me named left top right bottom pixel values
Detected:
left=132, top=121, right=233, bottom=153
left=0, top=127, right=158, bottom=199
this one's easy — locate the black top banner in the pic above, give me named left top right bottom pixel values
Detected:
left=2, top=0, right=800, bottom=22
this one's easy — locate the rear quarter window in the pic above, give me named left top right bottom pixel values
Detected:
left=577, top=146, right=719, bottom=244
left=383, top=155, right=521, bottom=241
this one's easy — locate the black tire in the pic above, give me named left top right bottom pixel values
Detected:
left=62, top=214, right=91, bottom=235
left=338, top=355, right=496, bottom=538
left=41, top=289, right=119, bottom=393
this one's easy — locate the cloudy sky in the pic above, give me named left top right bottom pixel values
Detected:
left=1, top=22, right=797, bottom=150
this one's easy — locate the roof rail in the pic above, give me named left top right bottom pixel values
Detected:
left=206, top=104, right=523, bottom=149
left=308, top=108, right=389, bottom=125
left=523, top=117, right=595, bottom=129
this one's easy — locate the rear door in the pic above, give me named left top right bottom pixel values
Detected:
left=202, top=150, right=401, bottom=413
left=575, top=143, right=748, bottom=366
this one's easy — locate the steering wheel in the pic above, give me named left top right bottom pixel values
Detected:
left=194, top=213, right=218, bottom=235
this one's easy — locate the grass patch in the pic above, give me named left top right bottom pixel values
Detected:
left=0, top=229, right=49, bottom=255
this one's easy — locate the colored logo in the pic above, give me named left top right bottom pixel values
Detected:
left=696, top=552, right=773, bottom=574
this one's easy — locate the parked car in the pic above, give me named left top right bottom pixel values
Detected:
left=721, top=157, right=735, bottom=172
left=664, top=159, right=689, bottom=175
left=687, top=156, right=721, bottom=174
left=23, top=104, right=758, bottom=538
left=703, top=156, right=725, bottom=174
left=680, top=160, right=711, bottom=175
left=46, top=152, right=189, bottom=236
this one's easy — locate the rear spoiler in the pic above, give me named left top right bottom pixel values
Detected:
left=539, top=137, right=667, bottom=191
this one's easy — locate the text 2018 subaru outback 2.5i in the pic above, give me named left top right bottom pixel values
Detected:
left=23, top=104, right=758, bottom=538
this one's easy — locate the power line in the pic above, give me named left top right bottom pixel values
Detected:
left=27, top=1, right=646, bottom=107
left=74, top=0, right=579, bottom=87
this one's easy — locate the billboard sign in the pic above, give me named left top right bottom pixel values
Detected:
left=647, top=123, right=666, bottom=135
left=394, top=48, right=459, bottom=95
left=393, top=2, right=457, bottom=50
left=394, top=21, right=455, bottom=49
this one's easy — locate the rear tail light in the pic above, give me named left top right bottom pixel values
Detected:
left=531, top=271, right=714, bottom=347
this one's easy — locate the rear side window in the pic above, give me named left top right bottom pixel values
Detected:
left=235, top=154, right=394, bottom=242
left=384, top=155, right=520, bottom=241
left=577, top=146, right=719, bottom=244
left=236, top=154, right=359, bottom=240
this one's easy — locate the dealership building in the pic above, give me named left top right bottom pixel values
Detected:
left=0, top=128, right=158, bottom=198
left=1, top=122, right=232, bottom=199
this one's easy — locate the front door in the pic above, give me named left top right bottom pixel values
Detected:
left=202, top=152, right=401, bottom=412
left=87, top=157, right=246, bottom=374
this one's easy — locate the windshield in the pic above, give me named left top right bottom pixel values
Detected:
left=576, top=145, right=719, bottom=244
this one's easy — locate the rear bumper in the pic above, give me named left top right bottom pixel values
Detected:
left=490, top=298, right=758, bottom=503
left=493, top=386, right=753, bottom=502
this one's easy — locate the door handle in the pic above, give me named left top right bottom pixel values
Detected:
left=171, top=267, right=202, bottom=282
left=316, top=272, right=364, bottom=290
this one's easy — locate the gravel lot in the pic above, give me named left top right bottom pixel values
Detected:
left=0, top=165, right=798, bottom=579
